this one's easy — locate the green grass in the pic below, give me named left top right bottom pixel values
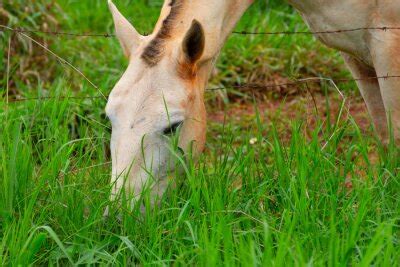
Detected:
left=1, top=0, right=399, bottom=265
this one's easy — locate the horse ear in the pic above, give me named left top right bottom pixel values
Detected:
left=182, top=20, right=205, bottom=64
left=108, top=0, right=143, bottom=58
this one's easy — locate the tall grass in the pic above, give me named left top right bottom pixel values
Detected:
left=1, top=91, right=399, bottom=265
left=1, top=0, right=399, bottom=265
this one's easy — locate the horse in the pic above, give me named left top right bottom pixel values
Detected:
left=106, top=0, right=400, bottom=204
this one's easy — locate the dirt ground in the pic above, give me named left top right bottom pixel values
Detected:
left=209, top=91, right=372, bottom=135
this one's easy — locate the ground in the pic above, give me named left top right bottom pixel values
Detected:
left=1, top=0, right=399, bottom=266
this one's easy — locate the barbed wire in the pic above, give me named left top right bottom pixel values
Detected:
left=0, top=26, right=116, bottom=38
left=5, top=74, right=400, bottom=103
left=206, top=75, right=400, bottom=91
left=232, top=26, right=400, bottom=35
left=6, top=96, right=106, bottom=103
left=1, top=25, right=400, bottom=38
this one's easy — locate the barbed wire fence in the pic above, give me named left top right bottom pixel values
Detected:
left=2, top=24, right=400, bottom=103
left=3, top=24, right=400, bottom=37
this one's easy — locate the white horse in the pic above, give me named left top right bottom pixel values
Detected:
left=106, top=0, right=400, bottom=203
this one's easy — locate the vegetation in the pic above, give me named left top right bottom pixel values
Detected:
left=1, top=0, right=399, bottom=265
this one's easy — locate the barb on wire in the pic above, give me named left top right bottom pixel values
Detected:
left=5, top=74, right=400, bottom=103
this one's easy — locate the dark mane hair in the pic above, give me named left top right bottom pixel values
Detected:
left=141, top=0, right=183, bottom=66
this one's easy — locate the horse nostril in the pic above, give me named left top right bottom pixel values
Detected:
left=177, top=147, right=185, bottom=156
left=163, top=121, right=183, bottom=135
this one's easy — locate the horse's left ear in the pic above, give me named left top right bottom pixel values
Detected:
left=182, top=20, right=205, bottom=64
left=108, top=0, right=144, bottom=58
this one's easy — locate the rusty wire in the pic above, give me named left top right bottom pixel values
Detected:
left=5, top=74, right=400, bottom=103
left=0, top=26, right=116, bottom=38
left=232, top=26, right=400, bottom=35
left=2, top=25, right=400, bottom=38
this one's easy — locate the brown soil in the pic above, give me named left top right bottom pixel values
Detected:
left=209, top=91, right=372, bottom=134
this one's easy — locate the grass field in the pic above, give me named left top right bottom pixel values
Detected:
left=1, top=0, right=399, bottom=265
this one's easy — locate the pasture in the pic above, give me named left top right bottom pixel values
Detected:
left=1, top=0, right=399, bottom=265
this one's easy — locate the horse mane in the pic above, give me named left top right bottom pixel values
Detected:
left=141, top=0, right=184, bottom=66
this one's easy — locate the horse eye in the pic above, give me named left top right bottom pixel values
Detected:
left=163, top=121, right=183, bottom=135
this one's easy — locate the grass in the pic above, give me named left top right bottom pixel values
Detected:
left=1, top=0, right=399, bottom=265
